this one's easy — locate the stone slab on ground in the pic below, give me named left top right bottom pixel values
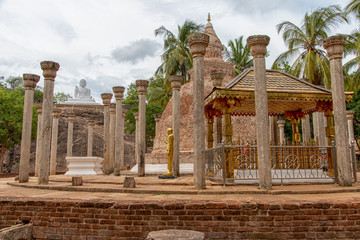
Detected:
left=146, top=229, right=205, bottom=240
left=131, top=163, right=193, bottom=174
left=0, top=223, right=32, bottom=240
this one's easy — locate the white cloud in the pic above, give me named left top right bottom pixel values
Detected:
left=0, top=0, right=357, bottom=100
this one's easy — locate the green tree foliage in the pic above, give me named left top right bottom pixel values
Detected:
left=344, top=29, right=360, bottom=92
left=223, top=36, right=253, bottom=76
left=0, top=88, right=38, bottom=150
left=123, top=82, right=163, bottom=147
left=155, top=19, right=204, bottom=83
left=347, top=89, right=360, bottom=149
left=147, top=76, right=172, bottom=110
left=1, top=76, right=23, bottom=90
left=54, top=91, right=71, bottom=103
left=272, top=5, right=348, bottom=88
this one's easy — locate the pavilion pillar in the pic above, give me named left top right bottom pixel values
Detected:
left=19, top=74, right=40, bottom=183
left=323, top=35, right=352, bottom=186
left=109, top=104, right=116, bottom=173
left=346, top=110, right=355, bottom=145
left=101, top=93, right=113, bottom=175
left=189, top=33, right=209, bottom=189
left=211, top=72, right=224, bottom=145
left=133, top=112, right=139, bottom=171
left=207, top=115, right=214, bottom=149
left=136, top=80, right=149, bottom=177
left=35, top=103, right=42, bottom=177
left=269, top=116, right=277, bottom=145
left=50, top=108, right=61, bottom=175
left=324, top=109, right=335, bottom=177
left=313, top=112, right=327, bottom=146
left=277, top=120, right=285, bottom=145
left=302, top=115, right=311, bottom=145
left=66, top=113, right=75, bottom=157
left=247, top=35, right=271, bottom=190
left=38, top=61, right=60, bottom=185
left=87, top=120, right=95, bottom=157
left=224, top=105, right=233, bottom=178
left=169, top=75, right=182, bottom=177
left=291, top=118, right=301, bottom=145
left=113, top=86, right=125, bottom=175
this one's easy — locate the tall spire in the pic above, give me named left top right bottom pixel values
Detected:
left=204, top=13, right=223, bottom=60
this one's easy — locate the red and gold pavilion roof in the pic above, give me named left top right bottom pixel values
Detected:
left=204, top=69, right=353, bottom=117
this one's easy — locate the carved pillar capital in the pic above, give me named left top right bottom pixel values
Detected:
left=52, top=109, right=62, bottom=118
left=133, top=112, right=139, bottom=121
left=323, top=35, right=346, bottom=60
left=247, top=35, right=270, bottom=58
left=210, top=72, right=224, bottom=87
left=40, top=61, right=60, bottom=79
left=23, top=74, right=40, bottom=90
left=112, top=86, right=125, bottom=100
left=346, top=110, right=355, bottom=121
left=136, top=80, right=149, bottom=95
left=169, top=75, right=183, bottom=90
left=188, top=33, right=209, bottom=57
left=101, top=93, right=113, bottom=105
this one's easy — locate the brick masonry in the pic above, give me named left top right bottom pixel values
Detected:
left=1, top=198, right=360, bottom=239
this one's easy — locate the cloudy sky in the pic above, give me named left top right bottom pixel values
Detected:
left=0, top=0, right=358, bottom=102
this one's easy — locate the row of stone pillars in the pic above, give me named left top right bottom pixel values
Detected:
left=18, top=60, right=130, bottom=184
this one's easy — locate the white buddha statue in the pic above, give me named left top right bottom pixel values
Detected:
left=64, top=79, right=99, bottom=105
left=74, top=79, right=92, bottom=99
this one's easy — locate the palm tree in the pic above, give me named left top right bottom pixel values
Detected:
left=146, top=76, right=172, bottom=110
left=223, top=36, right=253, bottom=76
left=155, top=19, right=204, bottom=84
left=344, top=29, right=360, bottom=91
left=272, top=5, right=348, bottom=88
left=345, top=0, right=360, bottom=19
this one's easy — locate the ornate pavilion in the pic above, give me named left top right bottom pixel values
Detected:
left=204, top=68, right=353, bottom=181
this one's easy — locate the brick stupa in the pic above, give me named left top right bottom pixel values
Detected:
left=150, top=17, right=256, bottom=164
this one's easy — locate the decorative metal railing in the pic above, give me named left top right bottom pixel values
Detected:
left=205, top=143, right=337, bottom=185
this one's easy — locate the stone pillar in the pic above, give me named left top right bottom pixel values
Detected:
left=87, top=120, right=95, bottom=157
left=121, top=110, right=128, bottom=170
left=302, top=115, right=311, bottom=145
left=154, top=114, right=162, bottom=132
left=38, top=61, right=60, bottom=185
left=101, top=93, right=113, bottom=175
left=247, top=35, right=272, bottom=189
left=136, top=80, right=149, bottom=177
left=323, top=35, right=352, bottom=186
left=211, top=72, right=224, bottom=145
left=109, top=104, right=116, bottom=173
left=133, top=112, right=139, bottom=172
left=35, top=103, right=42, bottom=177
left=169, top=75, right=182, bottom=177
left=277, top=120, right=285, bottom=145
left=19, top=74, right=40, bottom=183
left=347, top=110, right=355, bottom=145
left=112, top=86, right=125, bottom=175
left=66, top=113, right=75, bottom=157
left=188, top=33, right=209, bottom=189
left=50, top=108, right=61, bottom=175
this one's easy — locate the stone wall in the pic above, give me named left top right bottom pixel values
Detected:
left=0, top=198, right=359, bottom=239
